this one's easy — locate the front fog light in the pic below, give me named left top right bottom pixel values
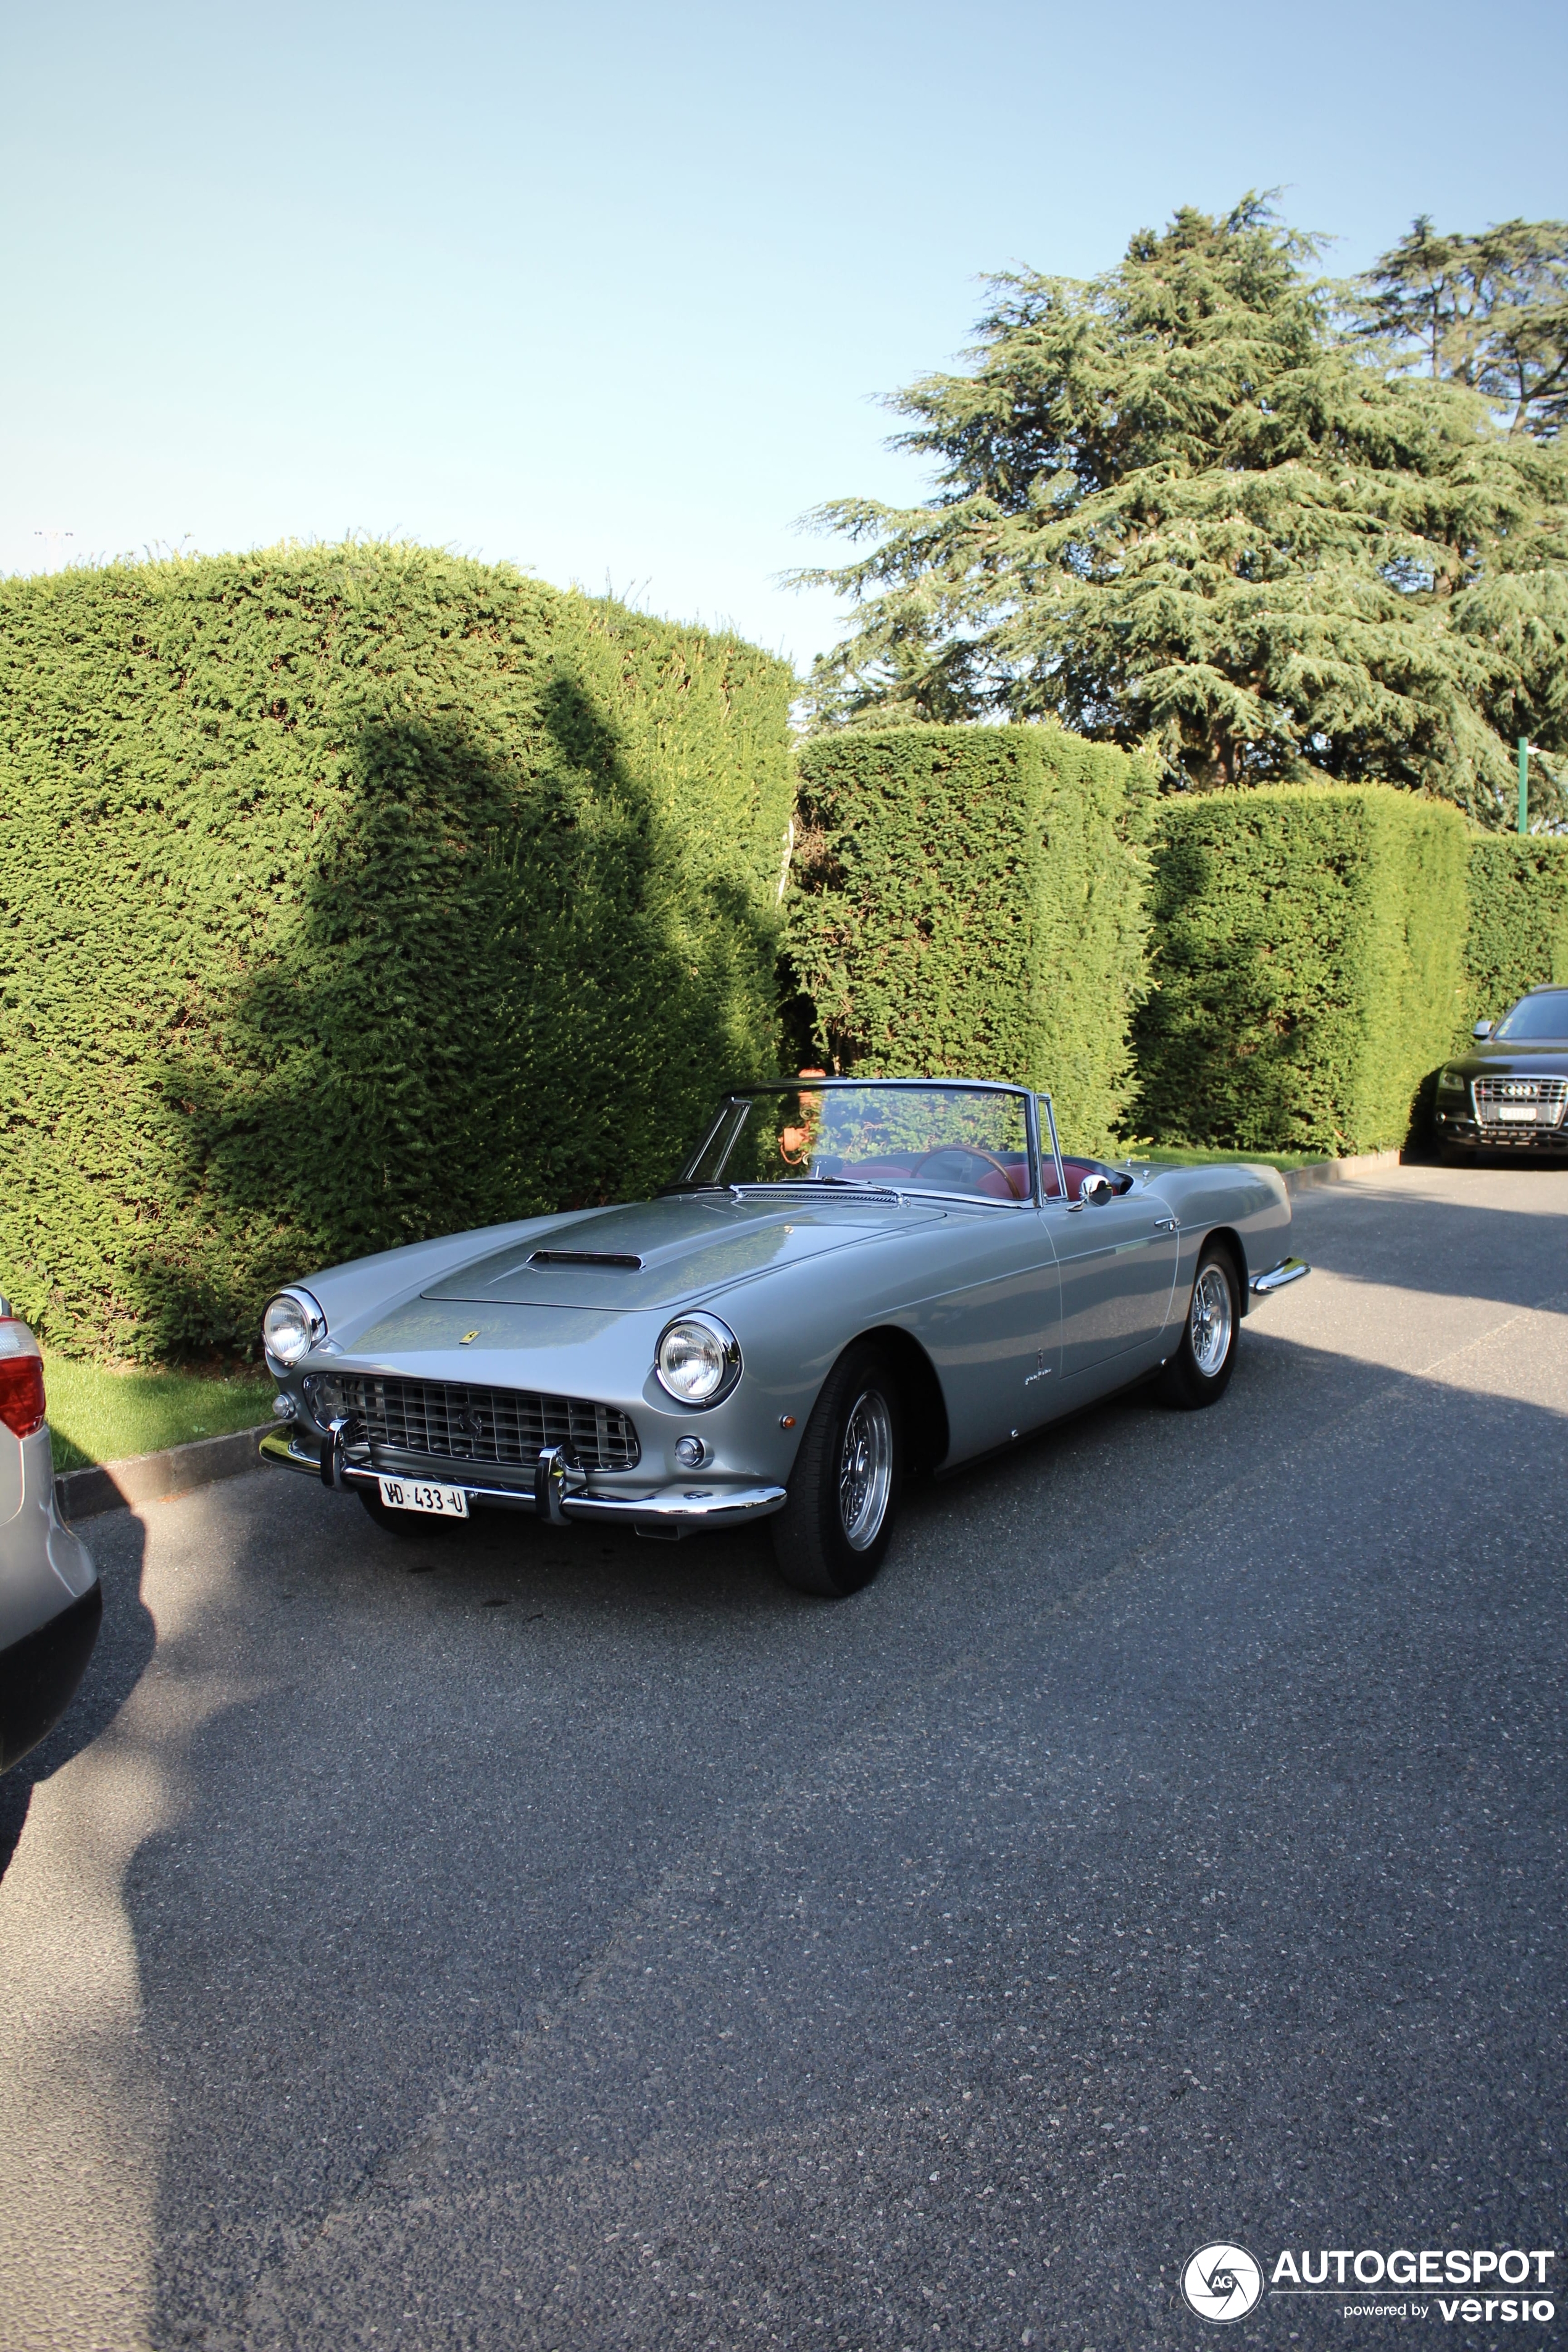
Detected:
left=262, top=1288, right=326, bottom=1366
left=654, top=1314, right=740, bottom=1407
left=272, top=1393, right=299, bottom=1422
left=675, top=1433, right=707, bottom=1468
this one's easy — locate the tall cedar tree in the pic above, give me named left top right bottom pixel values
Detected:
left=796, top=199, right=1568, bottom=825
left=1356, top=215, right=1568, bottom=437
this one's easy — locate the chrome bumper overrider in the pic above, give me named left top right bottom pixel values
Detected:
left=257, top=1426, right=786, bottom=1537
left=1249, top=1256, right=1311, bottom=1298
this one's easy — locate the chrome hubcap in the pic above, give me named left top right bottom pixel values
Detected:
left=1190, top=1264, right=1233, bottom=1377
left=838, top=1388, right=893, bottom=1550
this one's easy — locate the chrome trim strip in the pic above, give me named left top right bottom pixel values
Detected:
left=559, top=1483, right=788, bottom=1530
left=259, top=1427, right=788, bottom=1532
left=262, top=1427, right=330, bottom=1476
left=1038, top=1091, right=1067, bottom=1207
left=1249, top=1256, right=1311, bottom=1298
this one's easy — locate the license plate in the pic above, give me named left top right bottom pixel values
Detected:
left=377, top=1475, right=469, bottom=1517
left=1495, top=1104, right=1538, bottom=1123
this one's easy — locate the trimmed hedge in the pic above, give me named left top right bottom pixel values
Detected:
left=1460, top=836, right=1568, bottom=1034
left=0, top=543, right=793, bottom=1361
left=1132, top=786, right=1471, bottom=1155
left=786, top=724, right=1157, bottom=1153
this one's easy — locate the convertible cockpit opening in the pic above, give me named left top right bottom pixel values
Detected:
left=672, top=1082, right=1035, bottom=1204
left=1045, top=1156, right=1136, bottom=1202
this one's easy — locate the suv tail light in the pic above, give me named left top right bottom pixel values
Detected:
left=0, top=1354, right=46, bottom=1439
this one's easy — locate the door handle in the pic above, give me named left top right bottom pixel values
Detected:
left=1153, top=1216, right=1178, bottom=1232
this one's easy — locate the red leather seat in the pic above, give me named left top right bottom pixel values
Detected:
left=1043, top=1158, right=1109, bottom=1201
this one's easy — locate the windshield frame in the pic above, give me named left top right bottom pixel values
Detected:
left=670, top=1078, right=1052, bottom=1207
left=1494, top=990, right=1568, bottom=1043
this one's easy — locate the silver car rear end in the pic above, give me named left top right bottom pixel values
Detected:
left=0, top=1306, right=100, bottom=1772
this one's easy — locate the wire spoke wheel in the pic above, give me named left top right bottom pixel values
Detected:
left=1160, top=1244, right=1239, bottom=1409
left=1188, top=1264, right=1233, bottom=1378
left=773, top=1345, right=904, bottom=1597
left=838, top=1387, right=894, bottom=1551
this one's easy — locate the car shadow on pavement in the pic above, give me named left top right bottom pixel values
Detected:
left=0, top=1506, right=154, bottom=1884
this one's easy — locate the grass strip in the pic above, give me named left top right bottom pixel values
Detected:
left=1119, top=1143, right=1332, bottom=1172
left=44, top=1355, right=274, bottom=1475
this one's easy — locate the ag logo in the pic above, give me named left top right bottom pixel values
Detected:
left=1182, top=2243, right=1263, bottom=2324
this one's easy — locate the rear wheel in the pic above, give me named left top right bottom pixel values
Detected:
left=1159, top=1245, right=1239, bottom=1409
left=772, top=1345, right=903, bottom=1598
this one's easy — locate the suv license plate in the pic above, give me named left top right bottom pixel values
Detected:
left=1495, top=1104, right=1537, bottom=1122
left=378, top=1475, right=470, bottom=1517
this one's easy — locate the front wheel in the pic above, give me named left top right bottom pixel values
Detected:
left=1159, top=1245, right=1239, bottom=1409
left=772, top=1345, right=903, bottom=1598
left=358, top=1487, right=435, bottom=1538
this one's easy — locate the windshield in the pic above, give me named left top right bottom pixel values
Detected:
left=676, top=1085, right=1034, bottom=1203
left=1494, top=991, right=1568, bottom=1041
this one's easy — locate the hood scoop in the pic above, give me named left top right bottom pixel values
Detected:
left=528, top=1249, right=643, bottom=1270
left=423, top=1192, right=947, bottom=1311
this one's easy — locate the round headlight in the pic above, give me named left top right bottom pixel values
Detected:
left=654, top=1314, right=740, bottom=1406
left=262, top=1289, right=326, bottom=1366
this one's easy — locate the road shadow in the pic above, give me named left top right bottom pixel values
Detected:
left=1285, top=1169, right=1568, bottom=1312
left=101, top=1323, right=1566, bottom=2348
left=0, top=1509, right=154, bottom=1884
left=128, top=674, right=778, bottom=1361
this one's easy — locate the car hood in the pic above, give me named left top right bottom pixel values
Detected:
left=419, top=1191, right=946, bottom=1313
left=1452, top=1039, right=1568, bottom=1076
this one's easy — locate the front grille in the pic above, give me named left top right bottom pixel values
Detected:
left=1472, top=1075, right=1568, bottom=1128
left=308, top=1375, right=640, bottom=1472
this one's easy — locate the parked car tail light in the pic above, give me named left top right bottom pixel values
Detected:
left=0, top=1353, right=46, bottom=1439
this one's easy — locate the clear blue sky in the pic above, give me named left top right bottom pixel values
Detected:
left=5, top=0, right=1564, bottom=671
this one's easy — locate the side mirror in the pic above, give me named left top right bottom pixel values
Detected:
left=1472, top=1020, right=1493, bottom=1040
left=1080, top=1172, right=1114, bottom=1204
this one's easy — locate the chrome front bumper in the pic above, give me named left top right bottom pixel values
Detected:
left=257, top=1426, right=786, bottom=1539
left=1249, top=1256, right=1310, bottom=1299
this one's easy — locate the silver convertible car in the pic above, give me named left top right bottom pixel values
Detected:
left=259, top=1080, right=1308, bottom=1597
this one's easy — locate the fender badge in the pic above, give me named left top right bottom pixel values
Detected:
left=459, top=1330, right=480, bottom=1345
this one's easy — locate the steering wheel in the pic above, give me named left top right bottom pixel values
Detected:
left=911, top=1147, right=1020, bottom=1193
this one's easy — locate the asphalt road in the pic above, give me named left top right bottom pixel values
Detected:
left=1, top=1162, right=1563, bottom=2352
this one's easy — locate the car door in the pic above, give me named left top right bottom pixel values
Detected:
left=913, top=1211, right=1062, bottom=1459
left=1040, top=1181, right=1180, bottom=1383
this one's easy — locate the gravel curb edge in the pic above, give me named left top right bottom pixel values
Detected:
left=1280, top=1146, right=1405, bottom=1196
left=52, top=1147, right=1409, bottom=1523
left=57, top=1423, right=273, bottom=1523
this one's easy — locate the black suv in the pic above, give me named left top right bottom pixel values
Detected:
left=1435, top=986, right=1568, bottom=1155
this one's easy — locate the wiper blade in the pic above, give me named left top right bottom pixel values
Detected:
left=733, top=1175, right=878, bottom=1190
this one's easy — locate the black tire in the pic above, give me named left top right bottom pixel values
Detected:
left=357, top=1487, right=428, bottom=1538
left=1158, top=1243, right=1240, bottom=1409
left=772, top=1344, right=903, bottom=1598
